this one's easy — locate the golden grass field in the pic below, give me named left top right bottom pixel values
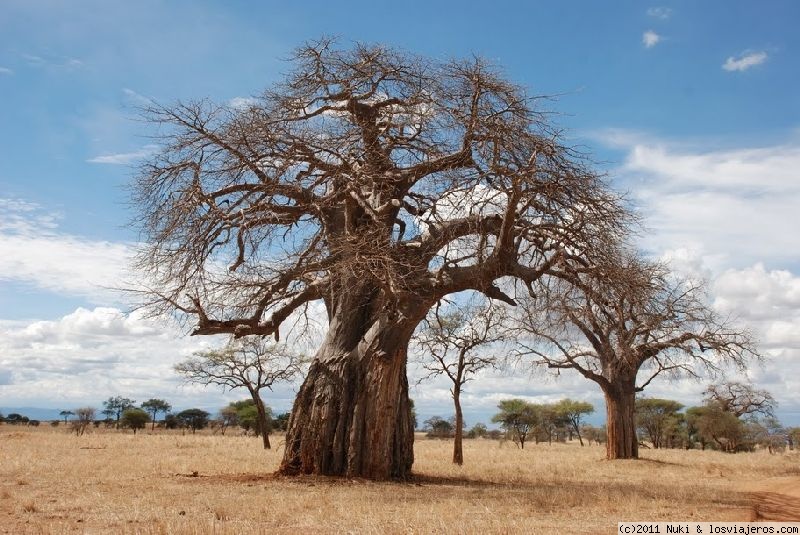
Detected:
left=1, top=425, right=798, bottom=534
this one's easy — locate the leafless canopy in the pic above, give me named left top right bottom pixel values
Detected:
left=415, top=300, right=507, bottom=388
left=131, top=38, right=626, bottom=339
left=516, top=251, right=759, bottom=391
left=703, top=381, right=776, bottom=418
left=175, top=337, right=304, bottom=394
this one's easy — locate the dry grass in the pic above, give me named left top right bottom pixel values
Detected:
left=1, top=426, right=797, bottom=534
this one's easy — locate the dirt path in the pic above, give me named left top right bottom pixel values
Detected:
left=745, top=477, right=800, bottom=521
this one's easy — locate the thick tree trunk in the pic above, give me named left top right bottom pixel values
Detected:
left=279, top=296, right=420, bottom=480
left=603, top=382, right=638, bottom=459
left=452, top=388, right=463, bottom=465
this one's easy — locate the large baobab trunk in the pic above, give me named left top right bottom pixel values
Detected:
left=602, top=380, right=638, bottom=460
left=452, top=387, right=464, bottom=465
left=279, top=293, right=419, bottom=480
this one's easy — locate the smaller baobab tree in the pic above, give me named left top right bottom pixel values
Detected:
left=703, top=381, right=776, bottom=418
left=175, top=337, right=304, bottom=449
left=141, top=399, right=172, bottom=430
left=414, top=300, right=507, bottom=465
left=516, top=251, right=758, bottom=460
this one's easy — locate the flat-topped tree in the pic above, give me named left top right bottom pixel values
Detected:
left=132, top=39, right=625, bottom=479
left=516, top=252, right=758, bottom=459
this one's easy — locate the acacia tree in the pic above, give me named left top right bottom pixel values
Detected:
left=132, top=39, right=624, bottom=479
left=59, top=410, right=74, bottom=424
left=141, top=399, right=172, bottom=430
left=415, top=301, right=506, bottom=465
left=554, top=398, right=594, bottom=446
left=516, top=253, right=757, bottom=459
left=103, top=397, right=136, bottom=429
left=120, top=408, right=150, bottom=435
left=175, top=338, right=302, bottom=449
left=492, top=399, right=538, bottom=449
left=635, top=398, right=684, bottom=449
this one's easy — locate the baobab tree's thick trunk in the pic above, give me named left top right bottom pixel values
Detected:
left=452, top=387, right=464, bottom=465
left=279, top=293, right=420, bottom=480
left=602, top=380, right=638, bottom=460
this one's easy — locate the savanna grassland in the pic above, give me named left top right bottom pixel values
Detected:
left=1, top=426, right=798, bottom=534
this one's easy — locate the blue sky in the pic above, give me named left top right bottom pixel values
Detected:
left=1, top=1, right=799, bottom=426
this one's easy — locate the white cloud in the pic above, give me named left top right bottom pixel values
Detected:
left=87, top=144, right=158, bottom=164
left=608, top=134, right=800, bottom=269
left=643, top=30, right=661, bottom=48
left=0, top=67, right=13, bottom=75
left=0, top=306, right=305, bottom=411
left=723, top=51, right=768, bottom=72
left=228, top=96, right=259, bottom=110
left=0, top=198, right=132, bottom=303
left=647, top=7, right=672, bottom=19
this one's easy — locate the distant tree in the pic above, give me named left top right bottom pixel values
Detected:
left=50, top=420, right=59, bottom=427
left=140, top=399, right=172, bottom=430
left=72, top=407, right=96, bottom=436
left=6, top=413, right=25, bottom=425
left=120, top=408, right=150, bottom=435
left=218, top=406, right=239, bottom=435
left=786, top=427, right=800, bottom=451
left=582, top=424, right=607, bottom=446
left=103, top=397, right=136, bottom=429
left=228, top=399, right=273, bottom=437
left=423, top=416, right=454, bottom=439
left=466, top=423, right=488, bottom=439
left=409, top=400, right=417, bottom=431
left=703, top=382, right=776, bottom=418
left=753, top=417, right=787, bottom=454
left=28, top=420, right=40, bottom=427
left=492, top=399, right=538, bottom=449
left=272, top=412, right=291, bottom=432
left=415, top=301, right=506, bottom=465
left=517, top=253, right=758, bottom=459
left=554, top=399, right=594, bottom=446
left=59, top=410, right=75, bottom=424
left=692, top=403, right=745, bottom=452
left=163, top=413, right=179, bottom=430
left=175, top=338, right=303, bottom=449
left=535, top=404, right=570, bottom=444
left=176, top=409, right=210, bottom=434
left=635, top=398, right=684, bottom=449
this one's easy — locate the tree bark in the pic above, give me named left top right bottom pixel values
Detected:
left=278, top=294, right=420, bottom=480
left=603, top=381, right=638, bottom=459
left=452, top=387, right=463, bottom=465
left=254, top=396, right=271, bottom=450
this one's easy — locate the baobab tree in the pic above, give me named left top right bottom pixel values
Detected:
left=175, top=337, right=302, bottom=449
left=414, top=301, right=507, bottom=465
left=131, top=39, right=625, bottom=479
left=703, top=381, right=776, bottom=418
left=516, top=252, right=757, bottom=459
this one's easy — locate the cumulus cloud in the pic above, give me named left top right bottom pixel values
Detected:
left=643, top=30, right=661, bottom=48
left=606, top=134, right=800, bottom=269
left=87, top=144, right=158, bottom=164
left=0, top=198, right=132, bottom=303
left=589, top=131, right=800, bottom=422
left=723, top=51, right=768, bottom=72
left=647, top=7, right=672, bottom=19
left=0, top=306, right=306, bottom=411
